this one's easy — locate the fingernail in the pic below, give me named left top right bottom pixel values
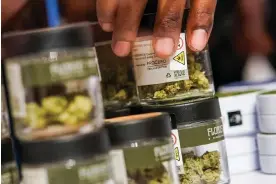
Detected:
left=100, top=23, right=113, bottom=32
left=113, top=41, right=131, bottom=57
left=155, top=37, right=174, bottom=58
left=191, top=29, right=208, bottom=51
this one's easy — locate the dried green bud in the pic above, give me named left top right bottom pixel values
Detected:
left=202, top=169, right=220, bottom=183
left=153, top=90, right=167, bottom=99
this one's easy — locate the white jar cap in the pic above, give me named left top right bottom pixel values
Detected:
left=260, top=155, right=276, bottom=174
left=257, top=133, right=276, bottom=155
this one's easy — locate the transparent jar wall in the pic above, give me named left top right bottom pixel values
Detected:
left=110, top=138, right=180, bottom=184
left=1, top=85, right=10, bottom=139
left=4, top=48, right=104, bottom=140
left=95, top=42, right=137, bottom=110
left=177, top=120, right=230, bottom=184
left=134, top=39, right=215, bottom=104
left=22, top=155, right=113, bottom=184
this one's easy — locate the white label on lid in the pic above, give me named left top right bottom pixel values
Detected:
left=171, top=129, right=185, bottom=174
left=132, top=33, right=189, bottom=86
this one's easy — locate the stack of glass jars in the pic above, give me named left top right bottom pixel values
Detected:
left=2, top=22, right=116, bottom=183
left=2, top=22, right=104, bottom=141
left=130, top=6, right=230, bottom=184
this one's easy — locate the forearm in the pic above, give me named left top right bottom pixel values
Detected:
left=238, top=0, right=266, bottom=31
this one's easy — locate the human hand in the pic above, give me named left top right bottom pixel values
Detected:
left=1, top=0, right=27, bottom=24
left=97, top=0, right=217, bottom=58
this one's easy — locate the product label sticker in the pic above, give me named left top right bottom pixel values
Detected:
left=179, top=121, right=225, bottom=148
left=169, top=33, right=188, bottom=71
left=132, top=34, right=189, bottom=86
left=109, top=149, right=128, bottom=184
left=6, top=48, right=100, bottom=88
left=22, top=159, right=111, bottom=184
left=227, top=110, right=243, bottom=127
left=171, top=129, right=184, bottom=174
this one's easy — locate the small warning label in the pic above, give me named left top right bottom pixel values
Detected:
left=177, top=37, right=184, bottom=50
left=173, top=51, right=185, bottom=65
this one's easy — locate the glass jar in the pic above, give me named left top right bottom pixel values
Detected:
left=141, top=98, right=230, bottom=184
left=95, top=40, right=137, bottom=111
left=2, top=138, right=19, bottom=184
left=21, top=128, right=114, bottom=184
left=2, top=22, right=104, bottom=140
left=132, top=12, right=214, bottom=105
left=105, top=113, right=180, bottom=184
left=2, top=84, right=10, bottom=139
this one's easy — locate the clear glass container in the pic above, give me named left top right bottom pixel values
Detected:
left=20, top=128, right=114, bottom=184
left=105, top=113, right=179, bottom=184
left=141, top=98, right=230, bottom=184
left=95, top=41, right=137, bottom=111
left=3, top=23, right=104, bottom=140
left=1, top=138, right=19, bottom=184
left=132, top=36, right=214, bottom=105
left=177, top=119, right=230, bottom=184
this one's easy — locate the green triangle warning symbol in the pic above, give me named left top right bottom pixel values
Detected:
left=173, top=51, right=185, bottom=65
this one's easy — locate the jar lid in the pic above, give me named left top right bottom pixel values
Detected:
left=105, top=108, right=131, bottom=119
left=141, top=98, right=221, bottom=126
left=3, top=22, right=95, bottom=59
left=2, top=138, right=15, bottom=165
left=20, top=128, right=110, bottom=165
left=105, top=112, right=171, bottom=146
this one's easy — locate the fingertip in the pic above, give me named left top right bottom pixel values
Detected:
left=189, top=29, right=208, bottom=51
left=112, top=41, right=131, bottom=57
left=154, top=37, right=175, bottom=58
left=99, top=22, right=114, bottom=32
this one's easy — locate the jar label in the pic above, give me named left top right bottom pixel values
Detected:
left=178, top=121, right=224, bottom=148
left=132, top=33, right=189, bottom=86
left=1, top=167, right=19, bottom=184
left=171, top=129, right=184, bottom=174
left=22, top=159, right=113, bottom=184
left=19, top=57, right=99, bottom=88
left=110, top=141, right=180, bottom=184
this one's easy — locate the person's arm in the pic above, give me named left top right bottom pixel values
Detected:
left=1, top=0, right=27, bottom=25
left=238, top=0, right=273, bottom=54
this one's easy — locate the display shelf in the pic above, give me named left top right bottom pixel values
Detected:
left=231, top=171, right=276, bottom=184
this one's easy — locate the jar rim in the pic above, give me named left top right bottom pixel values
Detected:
left=20, top=128, right=110, bottom=165
left=105, top=112, right=171, bottom=146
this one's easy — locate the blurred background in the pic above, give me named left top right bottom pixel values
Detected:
left=2, top=0, right=276, bottom=89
